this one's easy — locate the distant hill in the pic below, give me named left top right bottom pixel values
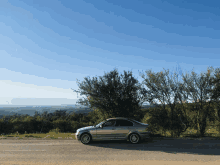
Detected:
left=0, top=105, right=92, bottom=118
left=0, top=104, right=156, bottom=118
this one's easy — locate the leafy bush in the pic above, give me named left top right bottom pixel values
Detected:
left=49, top=128, right=61, bottom=134
left=146, top=106, right=170, bottom=135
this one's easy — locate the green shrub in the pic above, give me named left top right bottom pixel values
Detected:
left=49, top=128, right=61, bottom=134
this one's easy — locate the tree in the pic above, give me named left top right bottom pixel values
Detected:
left=72, top=68, right=147, bottom=120
left=182, top=67, right=216, bottom=136
left=0, top=115, right=13, bottom=134
left=210, top=67, right=220, bottom=102
left=208, top=67, right=220, bottom=130
left=35, top=111, right=53, bottom=133
left=139, top=68, right=190, bottom=137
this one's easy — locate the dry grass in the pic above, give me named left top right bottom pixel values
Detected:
left=2, top=126, right=220, bottom=140
left=150, top=126, right=220, bottom=139
left=3, top=132, right=76, bottom=139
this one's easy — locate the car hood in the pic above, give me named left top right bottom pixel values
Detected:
left=77, top=126, right=96, bottom=132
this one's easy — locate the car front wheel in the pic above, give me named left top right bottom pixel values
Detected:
left=129, top=133, right=140, bottom=144
left=80, top=133, right=91, bottom=144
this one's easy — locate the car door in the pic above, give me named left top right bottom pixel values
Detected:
left=95, top=119, right=116, bottom=140
left=114, top=119, right=134, bottom=139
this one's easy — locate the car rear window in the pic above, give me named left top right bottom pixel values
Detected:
left=129, top=119, right=143, bottom=125
left=115, top=119, right=133, bottom=126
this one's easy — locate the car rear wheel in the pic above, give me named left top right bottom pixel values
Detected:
left=80, top=133, right=92, bottom=144
left=129, top=133, right=140, bottom=144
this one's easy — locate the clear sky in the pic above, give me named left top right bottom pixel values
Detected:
left=0, top=0, right=219, bottom=105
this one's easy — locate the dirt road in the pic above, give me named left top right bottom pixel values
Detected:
left=0, top=137, right=220, bottom=165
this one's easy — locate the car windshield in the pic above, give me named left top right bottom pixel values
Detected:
left=94, top=121, right=106, bottom=127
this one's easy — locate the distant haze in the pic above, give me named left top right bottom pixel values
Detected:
left=0, top=98, right=78, bottom=106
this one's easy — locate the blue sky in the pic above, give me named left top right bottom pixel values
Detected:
left=0, top=0, right=219, bottom=105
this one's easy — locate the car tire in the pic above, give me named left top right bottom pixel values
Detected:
left=80, top=133, right=92, bottom=144
left=129, top=133, right=141, bottom=144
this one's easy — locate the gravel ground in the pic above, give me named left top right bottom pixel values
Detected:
left=0, top=137, right=220, bottom=165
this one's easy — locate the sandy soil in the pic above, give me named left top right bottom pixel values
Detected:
left=1, top=160, right=220, bottom=165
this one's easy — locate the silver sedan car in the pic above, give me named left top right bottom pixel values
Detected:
left=75, top=117, right=151, bottom=144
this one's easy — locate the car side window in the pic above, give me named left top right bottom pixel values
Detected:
left=103, top=120, right=116, bottom=127
left=115, top=120, right=133, bottom=126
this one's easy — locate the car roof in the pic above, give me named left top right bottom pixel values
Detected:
left=105, top=117, right=144, bottom=125
left=106, top=117, right=139, bottom=122
left=106, top=117, right=129, bottom=120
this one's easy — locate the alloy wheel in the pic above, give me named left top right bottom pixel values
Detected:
left=80, top=133, right=91, bottom=144
left=129, top=133, right=140, bottom=144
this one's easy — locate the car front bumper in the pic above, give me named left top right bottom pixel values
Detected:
left=75, top=132, right=80, bottom=141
